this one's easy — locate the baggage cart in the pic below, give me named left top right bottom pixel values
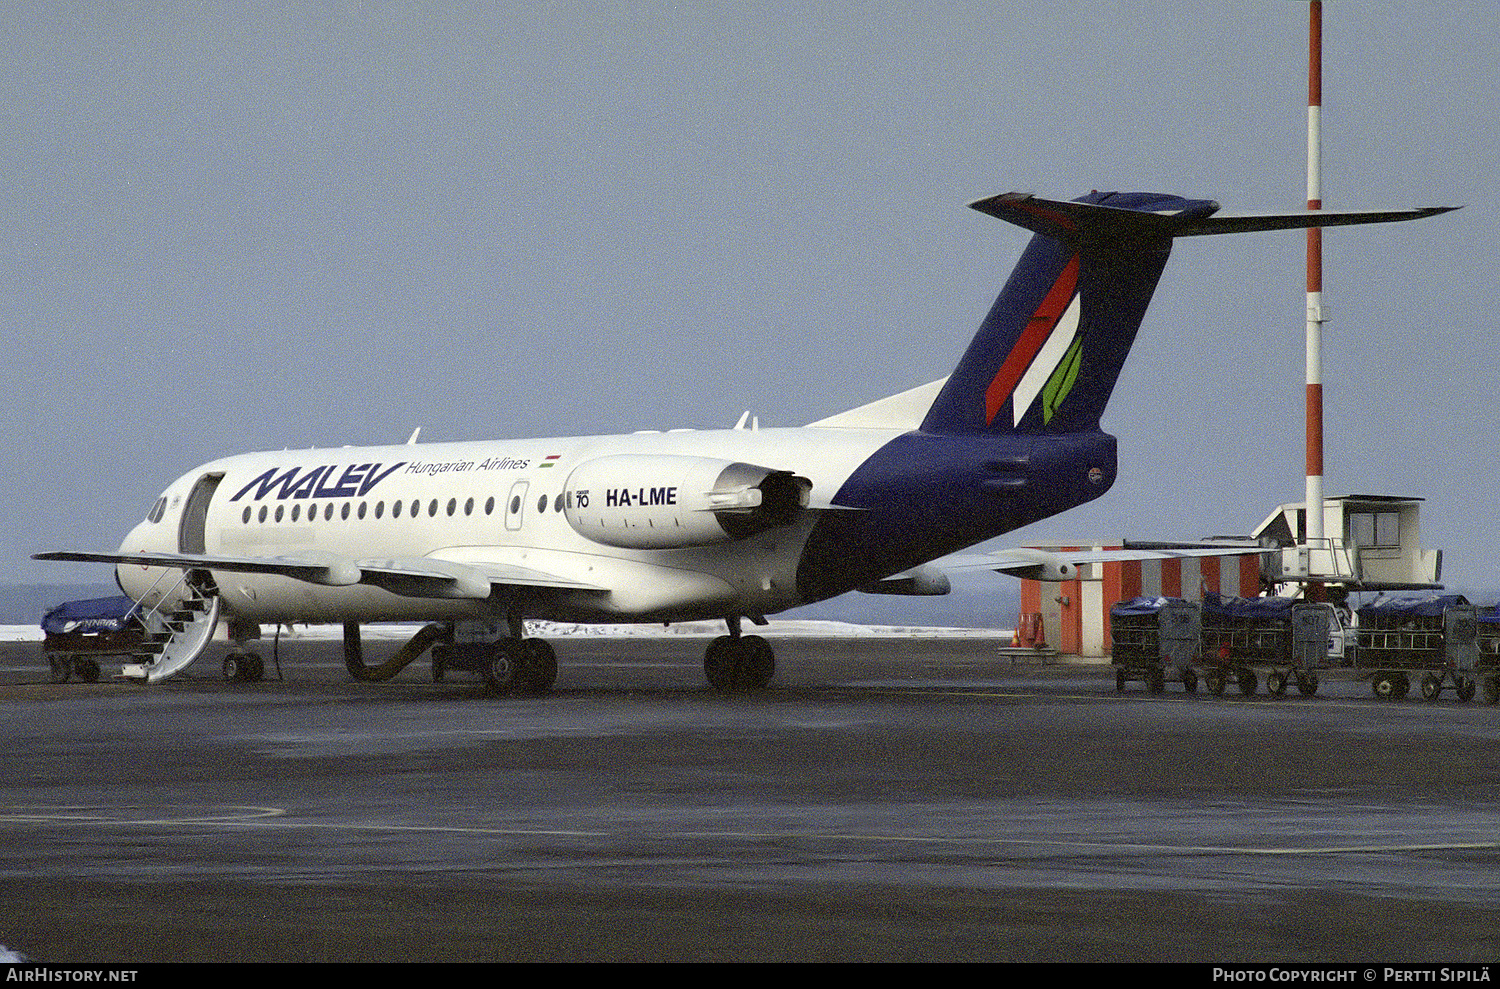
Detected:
left=40, top=595, right=145, bottom=683
left=1356, top=594, right=1477, bottom=701
left=1110, top=597, right=1201, bottom=693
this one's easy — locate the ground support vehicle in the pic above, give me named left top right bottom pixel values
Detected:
left=1110, top=597, right=1201, bottom=693
left=1356, top=595, right=1477, bottom=701
left=40, top=595, right=145, bottom=682
left=1196, top=594, right=1339, bottom=697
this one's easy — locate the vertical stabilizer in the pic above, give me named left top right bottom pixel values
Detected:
left=922, top=191, right=1217, bottom=435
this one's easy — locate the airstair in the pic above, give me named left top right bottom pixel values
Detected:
left=121, top=574, right=221, bottom=682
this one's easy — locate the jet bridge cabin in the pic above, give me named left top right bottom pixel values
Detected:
left=1255, top=495, right=1442, bottom=593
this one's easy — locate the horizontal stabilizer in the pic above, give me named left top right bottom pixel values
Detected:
left=970, top=192, right=1458, bottom=244
left=931, top=544, right=1274, bottom=582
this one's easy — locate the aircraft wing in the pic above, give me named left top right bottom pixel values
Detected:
left=34, top=550, right=607, bottom=600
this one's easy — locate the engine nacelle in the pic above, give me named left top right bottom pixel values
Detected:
left=563, top=455, right=811, bottom=550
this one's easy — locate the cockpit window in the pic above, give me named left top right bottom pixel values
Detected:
left=146, top=497, right=167, bottom=524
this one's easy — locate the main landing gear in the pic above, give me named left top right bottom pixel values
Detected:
left=703, top=616, right=776, bottom=692
left=469, top=636, right=557, bottom=696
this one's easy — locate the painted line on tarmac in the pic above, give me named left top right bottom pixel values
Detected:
left=6, top=803, right=1497, bottom=856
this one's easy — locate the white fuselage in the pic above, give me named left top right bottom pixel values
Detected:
left=115, top=425, right=904, bottom=625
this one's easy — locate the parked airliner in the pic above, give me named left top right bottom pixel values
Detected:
left=37, top=191, right=1453, bottom=691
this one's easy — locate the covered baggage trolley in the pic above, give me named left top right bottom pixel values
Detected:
left=1356, top=594, right=1477, bottom=701
left=1198, top=594, right=1330, bottom=697
left=1476, top=607, right=1500, bottom=704
left=1110, top=597, right=1201, bottom=693
left=40, top=595, right=144, bottom=683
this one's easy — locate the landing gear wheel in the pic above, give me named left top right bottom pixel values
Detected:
left=704, top=636, right=737, bottom=691
left=703, top=635, right=775, bottom=692
left=1296, top=673, right=1319, bottom=696
left=482, top=640, right=521, bottom=693
left=1206, top=672, right=1226, bottom=697
left=1372, top=672, right=1398, bottom=700
left=48, top=657, right=71, bottom=683
left=1457, top=676, right=1477, bottom=703
left=1237, top=670, right=1258, bottom=696
left=515, top=639, right=558, bottom=696
left=1421, top=672, right=1442, bottom=701
left=739, top=635, right=775, bottom=689
left=1266, top=671, right=1287, bottom=696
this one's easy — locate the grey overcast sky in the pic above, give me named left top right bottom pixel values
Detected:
left=3, top=2, right=1496, bottom=591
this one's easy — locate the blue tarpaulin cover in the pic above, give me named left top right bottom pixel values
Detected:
left=1358, top=593, right=1469, bottom=621
left=41, top=595, right=139, bottom=636
left=1110, top=596, right=1187, bottom=617
left=1202, top=593, right=1295, bottom=621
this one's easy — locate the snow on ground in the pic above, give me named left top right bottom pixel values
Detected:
left=3, top=620, right=1012, bottom=644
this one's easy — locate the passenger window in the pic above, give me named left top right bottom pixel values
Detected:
left=393, top=500, right=402, bottom=519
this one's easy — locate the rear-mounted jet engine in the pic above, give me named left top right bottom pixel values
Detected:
left=563, top=455, right=811, bottom=549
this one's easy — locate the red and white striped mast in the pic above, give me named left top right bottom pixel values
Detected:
left=1304, top=0, right=1326, bottom=552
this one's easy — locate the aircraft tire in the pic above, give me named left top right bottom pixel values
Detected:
left=1457, top=676, right=1476, bottom=703
left=1296, top=673, right=1319, bottom=696
left=1205, top=672, right=1226, bottom=697
left=516, top=639, right=558, bottom=696
left=740, top=635, right=775, bottom=689
left=1266, top=671, right=1286, bottom=696
left=704, top=636, right=737, bottom=692
left=482, top=640, right=521, bottom=693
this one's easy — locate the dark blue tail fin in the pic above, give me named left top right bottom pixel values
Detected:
left=920, top=190, right=1455, bottom=436
left=922, top=191, right=1217, bottom=435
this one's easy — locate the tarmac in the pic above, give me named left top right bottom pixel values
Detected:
left=2, top=632, right=1500, bottom=963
